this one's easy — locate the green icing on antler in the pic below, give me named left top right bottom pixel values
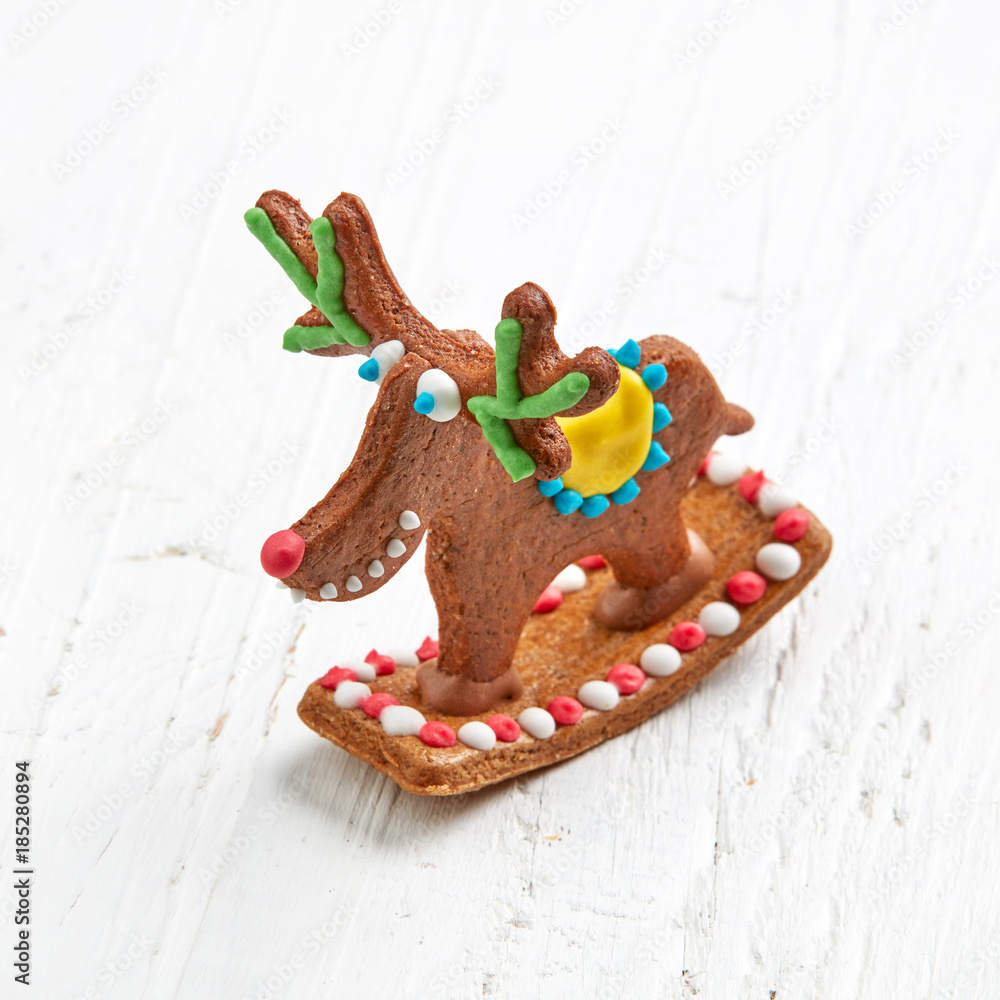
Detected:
left=244, top=207, right=370, bottom=351
left=468, top=318, right=590, bottom=482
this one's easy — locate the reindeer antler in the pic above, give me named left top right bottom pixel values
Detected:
left=245, top=191, right=446, bottom=357
left=468, top=283, right=620, bottom=482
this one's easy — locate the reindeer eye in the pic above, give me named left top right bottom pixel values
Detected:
left=413, top=369, right=461, bottom=422
left=357, top=340, right=405, bottom=385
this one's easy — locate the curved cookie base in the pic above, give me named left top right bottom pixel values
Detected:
left=297, top=477, right=832, bottom=795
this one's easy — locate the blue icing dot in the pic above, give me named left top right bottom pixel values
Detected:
left=609, top=478, right=640, bottom=505
left=652, top=402, right=672, bottom=431
left=616, top=339, right=641, bottom=369
left=641, top=363, right=667, bottom=390
left=358, top=358, right=380, bottom=382
left=537, top=477, right=564, bottom=497
left=553, top=489, right=583, bottom=515
left=414, top=391, right=435, bottom=415
left=641, top=441, right=670, bottom=471
left=607, top=347, right=617, bottom=359
left=581, top=494, right=610, bottom=518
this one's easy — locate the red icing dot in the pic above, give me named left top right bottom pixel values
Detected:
left=738, top=470, right=768, bottom=504
left=698, top=451, right=717, bottom=476
left=668, top=621, right=707, bottom=651
left=416, top=636, right=439, bottom=662
left=727, top=571, right=767, bottom=604
left=260, top=529, right=305, bottom=578
left=606, top=662, right=645, bottom=694
left=365, top=649, right=396, bottom=675
left=317, top=666, right=357, bottom=689
left=419, top=721, right=457, bottom=747
left=487, top=714, right=521, bottom=742
left=362, top=693, right=399, bottom=719
left=548, top=696, right=585, bottom=725
left=578, top=555, right=607, bottom=570
left=774, top=508, right=809, bottom=542
left=533, top=584, right=564, bottom=614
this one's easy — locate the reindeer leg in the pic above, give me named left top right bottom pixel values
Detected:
left=595, top=514, right=714, bottom=631
left=416, top=526, right=542, bottom=715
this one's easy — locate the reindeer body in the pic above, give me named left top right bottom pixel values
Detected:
left=250, top=191, right=752, bottom=714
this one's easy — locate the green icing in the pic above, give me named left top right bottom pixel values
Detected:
left=468, top=318, right=590, bottom=482
left=243, top=206, right=371, bottom=350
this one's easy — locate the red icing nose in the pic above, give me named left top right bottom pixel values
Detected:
left=261, top=529, right=305, bottom=578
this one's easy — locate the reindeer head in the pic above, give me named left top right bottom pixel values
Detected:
left=247, top=191, right=618, bottom=601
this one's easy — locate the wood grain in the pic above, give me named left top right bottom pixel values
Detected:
left=2, top=0, right=999, bottom=997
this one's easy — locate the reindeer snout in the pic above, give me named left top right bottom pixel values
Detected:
left=261, top=529, right=305, bottom=578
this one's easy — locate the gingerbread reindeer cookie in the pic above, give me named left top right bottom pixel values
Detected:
left=246, top=191, right=832, bottom=794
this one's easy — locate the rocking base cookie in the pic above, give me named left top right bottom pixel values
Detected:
left=297, top=472, right=832, bottom=795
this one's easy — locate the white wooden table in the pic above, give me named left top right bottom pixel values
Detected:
left=3, top=0, right=999, bottom=996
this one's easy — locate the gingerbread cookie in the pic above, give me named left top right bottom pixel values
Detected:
left=245, top=191, right=832, bottom=794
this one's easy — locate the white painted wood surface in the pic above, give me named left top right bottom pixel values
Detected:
left=3, top=0, right=999, bottom=996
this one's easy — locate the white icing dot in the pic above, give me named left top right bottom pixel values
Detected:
left=333, top=681, right=370, bottom=708
left=518, top=707, right=556, bottom=740
left=757, top=484, right=798, bottom=518
left=698, top=601, right=740, bottom=637
left=275, top=581, right=288, bottom=590
left=369, top=339, right=406, bottom=384
left=755, top=542, right=802, bottom=581
left=368, top=560, right=384, bottom=578
left=706, top=452, right=744, bottom=487
left=345, top=576, right=362, bottom=592
left=380, top=705, right=426, bottom=736
left=383, top=647, right=419, bottom=668
left=399, top=510, right=420, bottom=531
left=415, top=368, right=462, bottom=421
left=578, top=680, right=619, bottom=711
left=457, top=721, right=497, bottom=751
left=319, top=583, right=338, bottom=600
left=340, top=659, right=375, bottom=683
left=386, top=539, right=406, bottom=558
left=290, top=588, right=306, bottom=603
left=552, top=564, right=587, bottom=594
left=639, top=643, right=682, bottom=677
